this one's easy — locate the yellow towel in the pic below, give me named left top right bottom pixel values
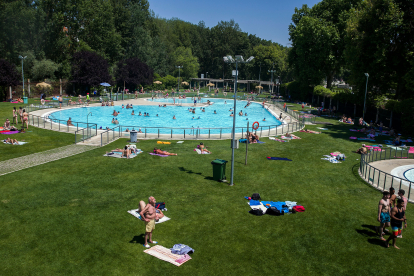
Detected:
left=157, top=141, right=171, bottom=144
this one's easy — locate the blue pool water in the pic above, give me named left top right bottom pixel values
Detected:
left=50, top=98, right=281, bottom=134
left=404, top=169, right=414, bottom=182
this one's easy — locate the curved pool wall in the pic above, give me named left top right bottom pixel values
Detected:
left=48, top=98, right=284, bottom=135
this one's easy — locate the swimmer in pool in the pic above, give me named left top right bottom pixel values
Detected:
left=263, top=118, right=266, bottom=121
left=230, top=112, right=234, bottom=117
left=198, top=116, right=200, bottom=119
left=245, top=113, right=247, bottom=116
left=225, top=101, right=227, bottom=104
left=192, top=116, right=195, bottom=120
left=214, top=110, right=217, bottom=114
left=139, top=111, right=142, bottom=116
left=111, top=118, right=115, bottom=124
left=156, top=114, right=158, bottom=117
left=173, top=115, right=176, bottom=120
left=131, top=110, right=135, bottom=115
left=239, top=110, right=243, bottom=116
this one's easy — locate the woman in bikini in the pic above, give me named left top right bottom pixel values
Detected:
left=22, top=109, right=29, bottom=129
left=12, top=107, right=18, bottom=124
left=154, top=148, right=177, bottom=156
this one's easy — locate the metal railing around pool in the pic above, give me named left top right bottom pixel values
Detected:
left=99, top=121, right=305, bottom=146
left=359, top=148, right=414, bottom=202
left=272, top=100, right=317, bottom=124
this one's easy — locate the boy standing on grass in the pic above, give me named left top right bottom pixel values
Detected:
left=389, top=187, right=396, bottom=207
left=376, top=191, right=391, bottom=240
left=385, top=199, right=407, bottom=249
left=140, top=196, right=158, bottom=248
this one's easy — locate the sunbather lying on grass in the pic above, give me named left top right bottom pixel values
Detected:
left=3, top=137, right=19, bottom=145
left=107, top=146, right=131, bottom=158
left=154, top=148, right=177, bottom=156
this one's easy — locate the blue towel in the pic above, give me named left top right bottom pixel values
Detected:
left=267, top=157, right=292, bottom=161
left=256, top=140, right=265, bottom=144
left=249, top=200, right=261, bottom=206
left=261, top=201, right=290, bottom=213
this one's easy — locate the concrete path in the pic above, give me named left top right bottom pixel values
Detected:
left=0, top=144, right=98, bottom=176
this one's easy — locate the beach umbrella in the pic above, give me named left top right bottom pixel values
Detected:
left=153, top=81, right=162, bottom=84
left=255, top=86, right=263, bottom=89
left=100, top=82, right=111, bottom=87
left=36, top=82, right=51, bottom=89
left=181, top=81, right=189, bottom=85
left=207, top=83, right=215, bottom=86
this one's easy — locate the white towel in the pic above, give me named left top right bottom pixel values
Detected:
left=127, top=209, right=170, bottom=224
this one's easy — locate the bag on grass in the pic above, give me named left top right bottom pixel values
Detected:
left=292, top=206, right=305, bottom=212
left=251, top=193, right=261, bottom=200
left=266, top=206, right=283, bottom=216
left=155, top=202, right=165, bottom=210
left=249, top=209, right=265, bottom=216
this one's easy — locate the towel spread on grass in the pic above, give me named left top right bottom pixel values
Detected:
left=401, top=139, right=413, bottom=143
left=317, top=127, right=328, bottom=130
left=149, top=152, right=169, bottom=157
left=269, top=137, right=289, bottom=142
left=267, top=157, right=292, bottom=161
left=194, top=148, right=210, bottom=154
left=358, top=137, right=375, bottom=141
left=386, top=145, right=406, bottom=150
left=2, top=141, right=27, bottom=145
left=0, top=130, right=20, bottom=134
left=409, top=147, right=414, bottom=154
left=144, top=245, right=191, bottom=266
left=281, top=135, right=301, bottom=140
left=127, top=209, right=170, bottom=224
left=103, top=151, right=142, bottom=158
left=177, top=141, right=184, bottom=143
left=350, top=137, right=357, bottom=140
left=261, top=201, right=290, bottom=213
left=321, top=156, right=341, bottom=163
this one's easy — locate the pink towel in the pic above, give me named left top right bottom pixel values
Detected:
left=149, top=153, right=169, bottom=157
left=350, top=137, right=357, bottom=140
left=409, top=147, right=414, bottom=154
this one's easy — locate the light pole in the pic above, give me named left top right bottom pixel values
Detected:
left=223, top=55, right=254, bottom=186
left=275, top=76, right=280, bottom=96
left=363, top=73, right=369, bottom=120
left=259, top=62, right=262, bottom=94
left=19, top=55, right=27, bottom=98
left=176, top=66, right=183, bottom=93
left=268, top=63, right=276, bottom=95
left=87, top=112, right=92, bottom=137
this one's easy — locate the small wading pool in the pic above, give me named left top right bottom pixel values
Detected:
left=49, top=98, right=282, bottom=134
left=390, top=165, right=414, bottom=187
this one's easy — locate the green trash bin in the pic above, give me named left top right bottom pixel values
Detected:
left=23, top=97, right=28, bottom=104
left=211, top=159, right=228, bottom=181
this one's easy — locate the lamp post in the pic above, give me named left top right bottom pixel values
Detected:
left=276, top=76, right=280, bottom=96
left=223, top=55, right=254, bottom=186
left=268, top=63, right=276, bottom=95
left=259, top=62, right=261, bottom=94
left=19, top=55, right=27, bottom=98
left=176, top=66, right=183, bottom=93
left=87, top=112, right=92, bottom=137
left=363, top=73, right=369, bottom=120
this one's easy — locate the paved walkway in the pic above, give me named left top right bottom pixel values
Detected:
left=0, top=144, right=98, bottom=176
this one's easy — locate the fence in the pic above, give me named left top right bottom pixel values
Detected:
left=272, top=100, right=317, bottom=124
left=100, top=121, right=305, bottom=146
left=359, top=148, right=414, bottom=202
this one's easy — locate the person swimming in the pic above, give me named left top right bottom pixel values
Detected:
left=173, top=115, right=176, bottom=120
left=230, top=112, right=234, bottom=117
left=263, top=118, right=266, bottom=121
left=214, top=110, right=217, bottom=114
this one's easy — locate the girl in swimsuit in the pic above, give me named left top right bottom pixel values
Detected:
left=22, top=109, right=28, bottom=129
left=13, top=107, right=18, bottom=124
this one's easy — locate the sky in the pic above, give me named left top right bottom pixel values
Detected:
left=148, top=0, right=321, bottom=47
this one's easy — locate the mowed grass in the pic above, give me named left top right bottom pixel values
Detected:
left=0, top=101, right=413, bottom=275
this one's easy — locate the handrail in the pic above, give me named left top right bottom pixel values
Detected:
left=359, top=148, right=414, bottom=202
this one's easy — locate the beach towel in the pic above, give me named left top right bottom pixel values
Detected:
left=0, top=130, right=20, bottom=134
left=386, top=145, right=406, bottom=150
left=157, top=141, right=171, bottom=144
left=144, top=245, right=191, bottom=266
left=401, top=139, right=413, bottom=143
left=358, top=138, right=375, bottom=141
left=103, top=151, right=141, bottom=158
left=195, top=148, right=210, bottom=154
left=149, top=153, right=169, bottom=157
left=2, top=141, right=27, bottom=145
left=349, top=137, right=357, bottom=140
left=256, top=140, right=265, bottom=143
left=330, top=152, right=341, bottom=156
left=281, top=135, right=300, bottom=140
left=266, top=157, right=292, bottom=161
left=409, top=147, right=414, bottom=154
left=248, top=201, right=267, bottom=214
left=177, top=141, right=184, bottom=144
left=127, top=209, right=170, bottom=224
left=317, top=127, right=328, bottom=130
left=349, top=129, right=359, bottom=132
left=269, top=137, right=288, bottom=142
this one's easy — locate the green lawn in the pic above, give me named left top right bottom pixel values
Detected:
left=0, top=99, right=413, bottom=275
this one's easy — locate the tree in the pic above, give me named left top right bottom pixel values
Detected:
left=0, top=59, right=20, bottom=101
left=115, top=57, right=154, bottom=90
left=171, top=47, right=199, bottom=81
left=71, top=51, right=111, bottom=94
left=31, top=59, right=59, bottom=81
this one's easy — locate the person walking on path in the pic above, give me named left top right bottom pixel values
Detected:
left=376, top=191, right=391, bottom=240
left=385, top=199, right=406, bottom=249
left=140, top=196, right=158, bottom=248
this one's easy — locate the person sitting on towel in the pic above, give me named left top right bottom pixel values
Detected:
left=393, top=136, right=402, bottom=146
left=107, top=146, right=131, bottom=158
left=3, top=118, right=11, bottom=129
left=4, top=137, right=19, bottom=145
left=356, top=146, right=367, bottom=154
left=199, top=142, right=211, bottom=154
left=285, top=132, right=292, bottom=138
left=138, top=200, right=164, bottom=222
left=154, top=147, right=177, bottom=156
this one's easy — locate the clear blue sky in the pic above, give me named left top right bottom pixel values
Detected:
left=148, top=0, right=321, bottom=46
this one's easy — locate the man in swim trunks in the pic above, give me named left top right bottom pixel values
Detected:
left=58, top=96, right=63, bottom=109
left=397, top=189, right=407, bottom=237
left=376, top=191, right=390, bottom=240
left=389, top=187, right=396, bottom=207
left=385, top=199, right=406, bottom=249
left=140, top=196, right=158, bottom=248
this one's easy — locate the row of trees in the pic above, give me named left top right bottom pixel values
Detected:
left=288, top=0, right=414, bottom=131
left=0, top=0, right=291, bottom=98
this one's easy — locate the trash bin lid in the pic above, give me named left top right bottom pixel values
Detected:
left=130, top=130, right=137, bottom=133
left=211, top=159, right=228, bottom=165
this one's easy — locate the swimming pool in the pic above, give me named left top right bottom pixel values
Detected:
left=49, top=98, right=282, bottom=134
left=404, top=168, right=414, bottom=182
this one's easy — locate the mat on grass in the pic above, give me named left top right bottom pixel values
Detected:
left=409, top=147, right=414, bottom=154
left=177, top=141, right=184, bottom=143
left=194, top=148, right=210, bottom=154
left=127, top=209, right=170, bottom=224
left=267, top=157, right=292, bottom=161
left=386, top=145, right=406, bottom=150
left=317, top=127, right=328, bottom=130
left=2, top=141, right=27, bottom=145
left=0, top=130, right=20, bottom=134
left=103, top=151, right=142, bottom=158
left=149, top=152, right=169, bottom=157
left=144, top=245, right=191, bottom=266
